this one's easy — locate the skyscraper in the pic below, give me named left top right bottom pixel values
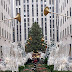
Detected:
left=0, top=0, right=12, bottom=59
left=13, top=0, right=57, bottom=50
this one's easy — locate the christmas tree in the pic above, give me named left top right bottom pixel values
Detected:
left=25, top=22, right=47, bottom=53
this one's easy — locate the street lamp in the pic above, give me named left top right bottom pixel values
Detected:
left=0, top=13, right=21, bottom=22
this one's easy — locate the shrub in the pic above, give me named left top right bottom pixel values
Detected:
left=18, top=66, right=25, bottom=72
left=44, top=58, right=48, bottom=64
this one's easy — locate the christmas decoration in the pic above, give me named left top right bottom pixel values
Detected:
left=25, top=22, right=46, bottom=53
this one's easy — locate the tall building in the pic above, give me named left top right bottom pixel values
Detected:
left=48, top=0, right=57, bottom=42
left=59, top=0, right=72, bottom=59
left=0, top=0, right=13, bottom=59
left=13, top=0, right=57, bottom=50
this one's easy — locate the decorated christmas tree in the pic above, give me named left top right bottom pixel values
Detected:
left=25, top=22, right=47, bottom=53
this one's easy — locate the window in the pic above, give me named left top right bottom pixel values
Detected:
left=70, top=25, right=71, bottom=34
left=4, top=1, right=5, bottom=9
left=67, top=11, right=68, bottom=19
left=53, top=14, right=54, bottom=18
left=24, top=18, right=26, bottom=22
left=24, top=0, right=25, bottom=3
left=61, top=6, right=62, bottom=12
left=6, top=4, right=7, bottom=12
left=36, top=0, right=38, bottom=2
left=32, top=18, right=34, bottom=22
left=32, top=5, right=34, bottom=16
left=19, top=0, right=20, bottom=5
left=16, top=8, right=18, bottom=15
left=2, top=13, right=3, bottom=20
left=27, top=0, right=29, bottom=3
left=53, top=20, right=54, bottom=28
left=50, top=29, right=52, bottom=37
left=44, top=0, right=46, bottom=2
left=49, top=0, right=51, bottom=4
left=63, top=30, right=64, bottom=37
left=45, top=23, right=47, bottom=35
left=8, top=7, right=9, bottom=14
left=67, top=27, right=69, bottom=35
left=70, top=7, right=71, bottom=16
left=65, top=28, right=66, bottom=35
left=63, top=17, right=64, bottom=24
left=52, top=7, right=54, bottom=12
left=45, top=18, right=46, bottom=21
left=27, top=18, right=29, bottom=22
left=24, top=23, right=26, bottom=27
left=16, top=0, right=17, bottom=6
left=65, top=14, right=66, bottom=21
left=53, top=34, right=54, bottom=39
left=1, top=0, right=3, bottom=6
left=2, top=29, right=3, bottom=37
left=19, top=8, right=21, bottom=14
left=52, top=0, right=54, bottom=5
left=5, top=30, right=6, bottom=38
left=67, top=0, right=68, bottom=3
left=50, top=20, right=51, bottom=28
left=32, top=0, right=33, bottom=2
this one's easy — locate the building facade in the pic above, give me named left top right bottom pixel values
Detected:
left=59, top=0, right=72, bottom=59
left=0, top=0, right=13, bottom=59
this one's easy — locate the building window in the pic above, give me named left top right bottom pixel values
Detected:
left=49, top=0, right=51, bottom=4
left=50, top=29, right=52, bottom=37
left=53, top=14, right=54, bottom=18
left=32, top=5, right=34, bottom=16
left=27, top=5, right=29, bottom=17
left=65, top=28, right=66, bottom=35
left=2, top=13, right=3, bottom=20
left=53, top=34, right=54, bottom=39
left=32, top=0, right=33, bottom=3
left=19, top=0, right=20, bottom=5
left=4, top=1, right=5, bottom=9
left=36, top=0, right=38, bottom=2
left=61, top=6, right=62, bottom=12
left=52, top=0, right=54, bottom=5
left=45, top=23, right=47, bottom=35
left=5, top=30, right=6, bottom=38
left=70, top=25, right=71, bottom=34
left=52, top=7, right=54, bottom=12
left=63, top=16, right=64, bottom=24
left=65, top=14, right=66, bottom=21
left=67, top=0, right=68, bottom=3
left=50, top=20, right=51, bottom=28
left=67, top=11, right=68, bottom=19
left=27, top=0, right=29, bottom=3
left=6, top=4, right=7, bottom=12
left=24, top=0, right=25, bottom=3
left=67, top=27, right=69, bottom=35
left=1, top=0, right=3, bottom=6
left=32, top=18, right=34, bottom=23
left=41, top=18, right=43, bottom=34
left=69, top=44, right=71, bottom=57
left=53, top=20, right=54, bottom=28
left=63, top=30, right=64, bottom=37
left=7, top=32, right=8, bottom=39
left=16, top=0, right=17, bottom=6
left=19, top=8, right=21, bottom=15
left=70, top=7, right=71, bottom=16
left=8, top=7, right=9, bottom=14
left=45, top=18, right=46, bottom=21
left=44, top=0, right=46, bottom=2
